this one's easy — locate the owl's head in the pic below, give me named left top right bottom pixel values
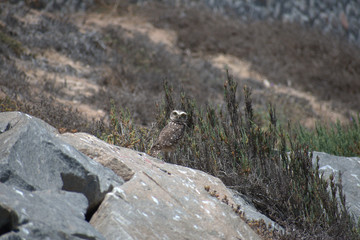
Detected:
left=170, top=110, right=187, bottom=124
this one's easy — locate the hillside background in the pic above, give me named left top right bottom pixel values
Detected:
left=1, top=0, right=360, bottom=131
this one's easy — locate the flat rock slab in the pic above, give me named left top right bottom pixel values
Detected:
left=0, top=112, right=124, bottom=213
left=313, top=151, right=360, bottom=219
left=0, top=183, right=104, bottom=240
left=60, top=132, right=262, bottom=240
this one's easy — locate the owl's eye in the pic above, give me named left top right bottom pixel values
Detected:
left=173, top=111, right=178, bottom=115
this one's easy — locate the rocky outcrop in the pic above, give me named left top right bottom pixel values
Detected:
left=0, top=112, right=265, bottom=239
left=1, top=112, right=359, bottom=239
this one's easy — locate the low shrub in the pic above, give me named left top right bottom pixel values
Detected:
left=105, top=72, right=360, bottom=239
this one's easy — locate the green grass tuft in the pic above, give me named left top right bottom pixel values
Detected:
left=295, top=117, right=360, bottom=157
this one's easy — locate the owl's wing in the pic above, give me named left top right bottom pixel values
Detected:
left=156, top=122, right=185, bottom=148
left=150, top=122, right=184, bottom=157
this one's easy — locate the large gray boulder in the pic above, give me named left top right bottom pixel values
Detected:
left=313, top=151, right=360, bottom=219
left=0, top=183, right=104, bottom=240
left=0, top=112, right=124, bottom=214
left=60, top=132, right=264, bottom=240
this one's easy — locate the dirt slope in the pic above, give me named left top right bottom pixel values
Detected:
left=1, top=1, right=359, bottom=129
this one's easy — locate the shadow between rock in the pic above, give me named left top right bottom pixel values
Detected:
left=0, top=204, right=19, bottom=236
left=60, top=172, right=113, bottom=222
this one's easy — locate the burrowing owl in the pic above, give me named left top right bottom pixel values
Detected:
left=150, top=110, right=187, bottom=157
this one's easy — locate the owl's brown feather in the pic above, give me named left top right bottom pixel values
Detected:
left=150, top=110, right=187, bottom=157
